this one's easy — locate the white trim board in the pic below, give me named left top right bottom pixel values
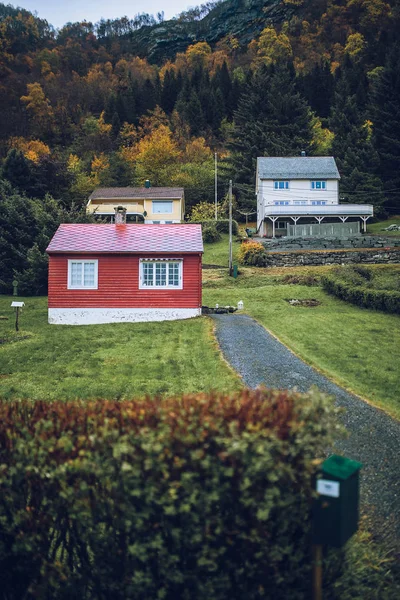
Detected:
left=48, top=307, right=201, bottom=325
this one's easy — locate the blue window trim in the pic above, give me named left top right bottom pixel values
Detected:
left=311, top=181, right=327, bottom=190
left=274, top=181, right=289, bottom=190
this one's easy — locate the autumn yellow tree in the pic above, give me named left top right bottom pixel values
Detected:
left=8, top=137, right=51, bottom=163
left=186, top=42, right=212, bottom=70
left=251, top=26, right=293, bottom=68
left=67, top=154, right=97, bottom=205
left=184, top=137, right=212, bottom=163
left=344, top=33, right=366, bottom=59
left=20, top=82, right=54, bottom=137
left=91, top=153, right=110, bottom=184
left=129, top=125, right=182, bottom=186
left=311, top=116, right=334, bottom=155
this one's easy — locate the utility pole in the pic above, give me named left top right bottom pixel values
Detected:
left=214, top=152, right=218, bottom=220
left=229, top=180, right=233, bottom=276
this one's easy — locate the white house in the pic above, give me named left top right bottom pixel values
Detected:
left=256, top=156, right=374, bottom=238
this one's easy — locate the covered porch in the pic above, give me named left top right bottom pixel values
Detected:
left=260, top=205, right=374, bottom=238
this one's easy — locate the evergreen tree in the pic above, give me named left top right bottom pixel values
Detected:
left=185, top=90, right=205, bottom=136
left=104, top=93, right=118, bottom=123
left=120, top=78, right=137, bottom=124
left=111, top=111, right=121, bottom=138
left=202, top=88, right=224, bottom=135
left=190, top=65, right=205, bottom=93
left=136, top=79, right=157, bottom=116
left=0, top=179, right=38, bottom=291
left=213, top=62, right=233, bottom=118
left=154, top=72, right=162, bottom=106
left=371, top=44, right=400, bottom=211
left=161, top=69, right=179, bottom=113
left=175, top=80, right=205, bottom=135
left=104, top=153, right=133, bottom=187
left=330, top=71, right=384, bottom=208
left=227, top=64, right=314, bottom=187
left=2, top=149, right=32, bottom=194
left=297, top=62, right=334, bottom=119
left=30, top=154, right=73, bottom=200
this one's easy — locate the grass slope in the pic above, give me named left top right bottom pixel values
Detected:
left=0, top=297, right=240, bottom=401
left=368, top=216, right=400, bottom=236
left=203, top=233, right=239, bottom=267
left=203, top=264, right=400, bottom=419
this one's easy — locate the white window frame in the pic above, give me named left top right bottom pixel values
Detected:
left=311, top=181, right=327, bottom=190
left=273, top=181, right=289, bottom=190
left=311, top=201, right=327, bottom=206
left=68, top=260, right=98, bottom=290
left=139, top=259, right=183, bottom=290
left=274, top=201, right=289, bottom=205
left=152, top=201, right=173, bottom=214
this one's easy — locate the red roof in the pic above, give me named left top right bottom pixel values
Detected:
left=46, top=224, right=203, bottom=254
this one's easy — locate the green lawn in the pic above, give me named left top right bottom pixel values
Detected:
left=0, top=296, right=240, bottom=401
left=203, top=233, right=239, bottom=266
left=203, top=264, right=400, bottom=419
left=367, top=216, right=400, bottom=236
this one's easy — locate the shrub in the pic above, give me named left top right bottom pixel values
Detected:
left=189, top=202, right=218, bottom=221
left=238, top=240, right=268, bottom=266
left=202, top=223, right=221, bottom=243
left=0, top=389, right=344, bottom=600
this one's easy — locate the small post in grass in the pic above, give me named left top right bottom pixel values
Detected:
left=312, top=544, right=323, bottom=600
left=11, top=301, right=25, bottom=332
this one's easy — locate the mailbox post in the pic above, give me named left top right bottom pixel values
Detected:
left=11, top=301, right=25, bottom=332
left=312, top=454, right=362, bottom=600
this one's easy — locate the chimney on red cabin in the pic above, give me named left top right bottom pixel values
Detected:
left=114, top=206, right=127, bottom=224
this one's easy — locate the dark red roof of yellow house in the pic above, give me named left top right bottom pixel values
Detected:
left=89, top=187, right=184, bottom=200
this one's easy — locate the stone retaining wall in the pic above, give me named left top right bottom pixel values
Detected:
left=264, top=248, right=400, bottom=268
left=260, top=235, right=400, bottom=252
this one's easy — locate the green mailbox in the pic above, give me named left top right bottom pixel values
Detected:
left=312, top=454, right=362, bottom=548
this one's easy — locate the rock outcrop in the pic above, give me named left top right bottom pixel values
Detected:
left=118, top=0, right=298, bottom=63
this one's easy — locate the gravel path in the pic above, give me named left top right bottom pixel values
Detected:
left=211, top=313, right=400, bottom=549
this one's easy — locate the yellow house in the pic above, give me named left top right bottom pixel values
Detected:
left=87, top=185, right=185, bottom=224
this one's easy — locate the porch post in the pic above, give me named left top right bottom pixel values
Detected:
left=360, top=216, right=370, bottom=232
left=270, top=216, right=278, bottom=238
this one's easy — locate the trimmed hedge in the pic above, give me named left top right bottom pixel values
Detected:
left=322, top=270, right=400, bottom=314
left=0, top=389, right=343, bottom=600
left=196, top=219, right=239, bottom=236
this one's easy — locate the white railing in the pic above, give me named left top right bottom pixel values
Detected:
left=264, top=204, right=373, bottom=216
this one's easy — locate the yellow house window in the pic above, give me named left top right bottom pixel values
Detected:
left=152, top=201, right=173, bottom=214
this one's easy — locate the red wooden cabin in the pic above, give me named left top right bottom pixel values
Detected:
left=46, top=223, right=203, bottom=325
